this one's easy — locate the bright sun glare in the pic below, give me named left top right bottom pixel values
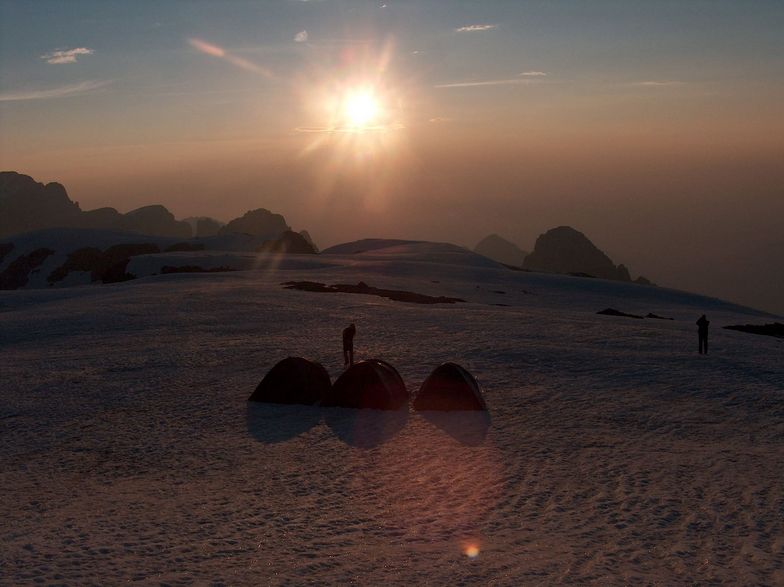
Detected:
left=342, top=89, right=380, bottom=129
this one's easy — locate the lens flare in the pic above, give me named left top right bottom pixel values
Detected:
left=464, top=543, right=480, bottom=559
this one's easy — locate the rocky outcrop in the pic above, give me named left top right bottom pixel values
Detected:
left=219, top=208, right=289, bottom=239
left=0, top=248, right=55, bottom=289
left=0, top=242, right=13, bottom=264
left=474, top=234, right=528, bottom=267
left=1, top=171, right=192, bottom=239
left=48, top=243, right=160, bottom=285
left=77, top=207, right=123, bottom=230
left=183, top=216, right=224, bottom=238
left=0, top=172, right=81, bottom=237
left=117, top=205, right=191, bottom=239
left=196, top=217, right=222, bottom=237
left=523, top=226, right=649, bottom=283
left=299, top=230, right=318, bottom=253
left=257, top=231, right=317, bottom=254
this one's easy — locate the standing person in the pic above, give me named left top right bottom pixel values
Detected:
left=697, top=314, right=710, bottom=354
left=342, top=323, right=356, bottom=367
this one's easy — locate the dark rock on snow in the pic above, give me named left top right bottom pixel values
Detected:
left=597, top=308, right=645, bottom=319
left=0, top=248, right=55, bottom=290
left=646, top=312, right=674, bottom=320
left=282, top=281, right=465, bottom=305
left=48, top=243, right=160, bottom=285
left=0, top=242, right=14, bottom=264
left=724, top=323, right=784, bottom=339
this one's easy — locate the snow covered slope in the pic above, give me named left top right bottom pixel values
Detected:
left=1, top=242, right=782, bottom=585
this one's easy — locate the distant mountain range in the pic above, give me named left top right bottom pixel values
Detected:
left=0, top=171, right=303, bottom=243
left=2, top=170, right=655, bottom=290
left=474, top=227, right=652, bottom=285
left=0, top=171, right=318, bottom=290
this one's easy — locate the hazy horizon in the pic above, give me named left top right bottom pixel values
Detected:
left=1, top=0, right=783, bottom=314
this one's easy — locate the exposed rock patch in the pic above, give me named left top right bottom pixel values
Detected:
left=597, top=308, right=644, bottom=319
left=48, top=243, right=160, bottom=285
left=282, top=281, right=465, bottom=305
left=0, top=248, right=55, bottom=289
left=724, top=323, right=784, bottom=339
left=0, top=242, right=13, bottom=264
left=646, top=313, right=674, bottom=320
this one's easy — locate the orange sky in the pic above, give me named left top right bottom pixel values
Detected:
left=1, top=0, right=783, bottom=313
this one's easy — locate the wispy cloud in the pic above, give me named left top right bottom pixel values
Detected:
left=632, top=80, right=685, bottom=87
left=455, top=24, right=497, bottom=33
left=294, top=30, right=309, bottom=43
left=434, top=78, right=540, bottom=89
left=0, top=80, right=109, bottom=102
left=188, top=38, right=272, bottom=78
left=41, top=47, right=93, bottom=64
left=520, top=71, right=547, bottom=77
left=295, top=123, right=404, bottom=134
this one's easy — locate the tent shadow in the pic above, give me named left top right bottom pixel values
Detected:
left=420, top=411, right=491, bottom=446
left=245, top=402, right=322, bottom=444
left=323, top=406, right=409, bottom=449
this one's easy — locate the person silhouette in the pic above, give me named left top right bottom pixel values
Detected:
left=342, top=323, right=356, bottom=367
left=696, top=314, right=710, bottom=354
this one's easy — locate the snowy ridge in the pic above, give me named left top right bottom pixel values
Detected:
left=1, top=241, right=782, bottom=585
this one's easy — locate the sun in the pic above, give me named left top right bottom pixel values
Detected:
left=342, top=88, right=381, bottom=129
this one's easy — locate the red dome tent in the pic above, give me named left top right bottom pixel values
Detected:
left=323, top=359, right=408, bottom=410
left=248, top=357, right=331, bottom=405
left=413, top=363, right=487, bottom=411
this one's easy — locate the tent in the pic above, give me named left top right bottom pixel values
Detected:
left=413, top=363, right=487, bottom=411
left=248, top=357, right=331, bottom=405
left=323, top=359, right=408, bottom=410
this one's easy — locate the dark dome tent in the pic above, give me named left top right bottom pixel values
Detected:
left=413, top=363, right=487, bottom=411
left=248, top=357, right=331, bottom=405
left=323, top=359, right=408, bottom=410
